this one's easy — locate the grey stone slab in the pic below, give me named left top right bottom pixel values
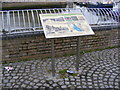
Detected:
left=65, top=78, right=69, bottom=81
left=104, top=85, right=109, bottom=88
left=82, top=85, right=87, bottom=88
left=9, top=79, right=15, bottom=83
left=61, top=85, right=67, bottom=89
left=40, top=80, right=46, bottom=84
left=4, top=74, right=10, bottom=77
left=11, top=73, right=17, bottom=76
left=65, top=82, right=70, bottom=85
left=29, top=82, right=35, bottom=86
left=76, top=79, right=80, bottom=82
left=70, top=79, right=75, bottom=81
left=52, top=83, right=58, bottom=87
left=77, top=86, right=82, bottom=88
left=6, top=83, right=11, bottom=87
left=76, top=82, right=80, bottom=86
left=114, top=86, right=119, bottom=88
left=88, top=86, right=93, bottom=88
left=58, top=81, right=64, bottom=85
left=14, top=85, right=19, bottom=88
left=20, top=79, right=25, bottom=82
left=36, top=83, right=42, bottom=86
left=71, top=82, right=75, bottom=85
left=27, top=86, right=33, bottom=88
left=55, top=87, right=61, bottom=90
left=33, top=79, right=39, bottom=83
left=99, top=86, right=105, bottom=88
left=24, top=80, right=31, bottom=84
left=13, top=76, right=19, bottom=79
left=109, top=85, right=113, bottom=88
left=87, top=82, right=92, bottom=85
left=21, top=84, right=27, bottom=87
left=33, top=86, right=39, bottom=88
left=3, top=80, right=9, bottom=83
left=87, top=79, right=92, bottom=82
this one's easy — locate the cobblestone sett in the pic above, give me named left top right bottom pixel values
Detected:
left=2, top=48, right=119, bottom=89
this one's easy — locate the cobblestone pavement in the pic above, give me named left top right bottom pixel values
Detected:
left=2, top=48, right=120, bottom=89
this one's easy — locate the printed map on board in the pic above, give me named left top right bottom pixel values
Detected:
left=40, top=13, right=94, bottom=38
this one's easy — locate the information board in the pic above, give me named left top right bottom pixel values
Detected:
left=40, top=13, right=94, bottom=38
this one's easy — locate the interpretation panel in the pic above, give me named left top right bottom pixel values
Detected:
left=40, top=13, right=94, bottom=38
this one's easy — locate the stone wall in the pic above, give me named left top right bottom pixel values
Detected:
left=2, top=28, right=120, bottom=62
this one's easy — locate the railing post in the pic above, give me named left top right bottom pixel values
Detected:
left=7, top=11, right=11, bottom=34
left=31, top=10, right=35, bottom=30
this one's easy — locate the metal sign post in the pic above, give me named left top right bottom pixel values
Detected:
left=76, top=37, right=80, bottom=71
left=40, top=13, right=94, bottom=77
left=51, top=39, right=55, bottom=77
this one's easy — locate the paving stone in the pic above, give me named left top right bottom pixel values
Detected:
left=77, top=86, right=82, bottom=88
left=33, top=86, right=39, bottom=88
left=55, top=87, right=61, bottom=90
left=88, top=82, right=92, bottom=85
left=4, top=74, right=10, bottom=77
left=98, top=80, right=103, bottom=83
left=27, top=86, right=33, bottom=88
left=30, top=82, right=35, bottom=86
left=36, top=83, right=42, bottom=86
left=24, top=80, right=30, bottom=84
left=33, top=79, right=39, bottom=83
left=13, top=76, right=19, bottom=79
left=82, top=85, right=87, bottom=88
left=52, top=83, right=58, bottom=87
left=88, top=86, right=93, bottom=88
left=21, top=84, right=27, bottom=87
left=76, top=82, right=80, bottom=86
left=114, top=82, right=119, bottom=85
left=6, top=83, right=11, bottom=87
left=109, top=85, right=114, bottom=88
left=76, top=79, right=80, bottom=82
left=41, top=80, right=46, bottom=84
left=94, top=83, right=98, bottom=86
left=87, top=79, right=92, bottom=82
left=71, top=82, right=75, bottom=85
left=2, top=48, right=119, bottom=89
left=81, top=78, right=86, bottom=81
left=58, top=81, right=64, bottom=85
left=14, top=85, right=19, bottom=88
left=11, top=73, right=17, bottom=76
left=99, top=86, right=105, bottom=88
left=65, top=82, right=70, bottom=85
left=19, top=79, right=25, bottom=82
left=70, top=79, right=75, bottom=81
left=7, top=76, right=12, bottom=80
left=3, top=80, right=9, bottom=83
left=16, top=82, right=22, bottom=85
left=65, top=78, right=69, bottom=81
left=114, top=86, right=119, bottom=88
left=104, top=85, right=109, bottom=88
left=61, top=85, right=67, bottom=89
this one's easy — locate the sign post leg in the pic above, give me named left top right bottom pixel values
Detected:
left=51, top=39, right=55, bottom=77
left=76, top=37, right=80, bottom=71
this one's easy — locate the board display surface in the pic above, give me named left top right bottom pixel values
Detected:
left=40, top=13, right=94, bottom=38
